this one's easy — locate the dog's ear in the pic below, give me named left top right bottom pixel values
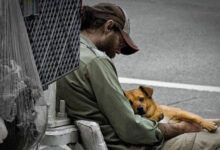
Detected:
left=139, top=86, right=153, bottom=98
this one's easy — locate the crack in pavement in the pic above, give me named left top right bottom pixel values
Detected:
left=167, top=97, right=199, bottom=106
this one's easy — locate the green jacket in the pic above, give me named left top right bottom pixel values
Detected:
left=56, top=34, right=164, bottom=150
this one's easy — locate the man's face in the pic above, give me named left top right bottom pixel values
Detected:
left=97, top=30, right=126, bottom=58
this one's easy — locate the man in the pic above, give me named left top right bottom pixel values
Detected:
left=57, top=3, right=220, bottom=150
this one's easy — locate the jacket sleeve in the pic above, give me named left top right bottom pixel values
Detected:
left=87, top=57, right=164, bottom=146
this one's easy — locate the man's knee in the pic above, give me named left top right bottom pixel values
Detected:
left=162, top=128, right=220, bottom=150
left=192, top=128, right=220, bottom=150
left=161, top=133, right=196, bottom=150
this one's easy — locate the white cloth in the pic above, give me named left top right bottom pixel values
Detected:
left=0, top=117, right=8, bottom=143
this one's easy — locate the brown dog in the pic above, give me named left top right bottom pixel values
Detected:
left=125, top=86, right=219, bottom=132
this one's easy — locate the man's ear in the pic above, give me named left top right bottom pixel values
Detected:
left=139, top=86, right=153, bottom=98
left=104, top=20, right=115, bottom=33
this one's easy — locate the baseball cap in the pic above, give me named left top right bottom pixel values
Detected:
left=92, top=3, right=139, bottom=55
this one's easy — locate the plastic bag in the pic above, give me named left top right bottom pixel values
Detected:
left=0, top=0, right=47, bottom=149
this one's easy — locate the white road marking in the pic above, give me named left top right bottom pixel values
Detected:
left=119, top=77, right=220, bottom=93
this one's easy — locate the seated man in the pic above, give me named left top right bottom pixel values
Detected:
left=57, top=3, right=220, bottom=150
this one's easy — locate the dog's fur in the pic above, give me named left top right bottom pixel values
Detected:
left=125, top=86, right=219, bottom=132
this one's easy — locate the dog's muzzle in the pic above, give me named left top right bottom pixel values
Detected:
left=137, top=106, right=146, bottom=116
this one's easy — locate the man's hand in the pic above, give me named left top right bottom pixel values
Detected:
left=158, top=121, right=202, bottom=140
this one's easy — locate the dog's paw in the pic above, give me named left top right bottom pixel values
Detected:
left=201, top=121, right=217, bottom=132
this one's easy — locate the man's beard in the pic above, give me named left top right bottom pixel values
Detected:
left=104, top=48, right=116, bottom=58
left=96, top=39, right=116, bottom=59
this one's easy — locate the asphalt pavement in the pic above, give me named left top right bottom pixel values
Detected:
left=83, top=0, right=220, bottom=118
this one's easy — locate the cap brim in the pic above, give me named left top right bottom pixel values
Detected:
left=120, top=30, right=139, bottom=55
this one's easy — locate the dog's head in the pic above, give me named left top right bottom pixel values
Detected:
left=125, top=86, right=164, bottom=122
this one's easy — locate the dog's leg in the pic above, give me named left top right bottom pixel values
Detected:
left=205, top=119, right=220, bottom=127
left=179, top=112, right=217, bottom=132
left=160, top=105, right=217, bottom=132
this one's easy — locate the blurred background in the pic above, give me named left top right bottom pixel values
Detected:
left=83, top=0, right=220, bottom=118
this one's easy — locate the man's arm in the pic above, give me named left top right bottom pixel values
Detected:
left=87, top=58, right=164, bottom=146
left=158, top=121, right=202, bottom=140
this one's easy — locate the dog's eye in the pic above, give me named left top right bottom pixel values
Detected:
left=129, top=100, right=133, bottom=105
left=139, top=97, right=144, bottom=102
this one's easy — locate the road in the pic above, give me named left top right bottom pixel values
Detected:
left=83, top=0, right=220, bottom=118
